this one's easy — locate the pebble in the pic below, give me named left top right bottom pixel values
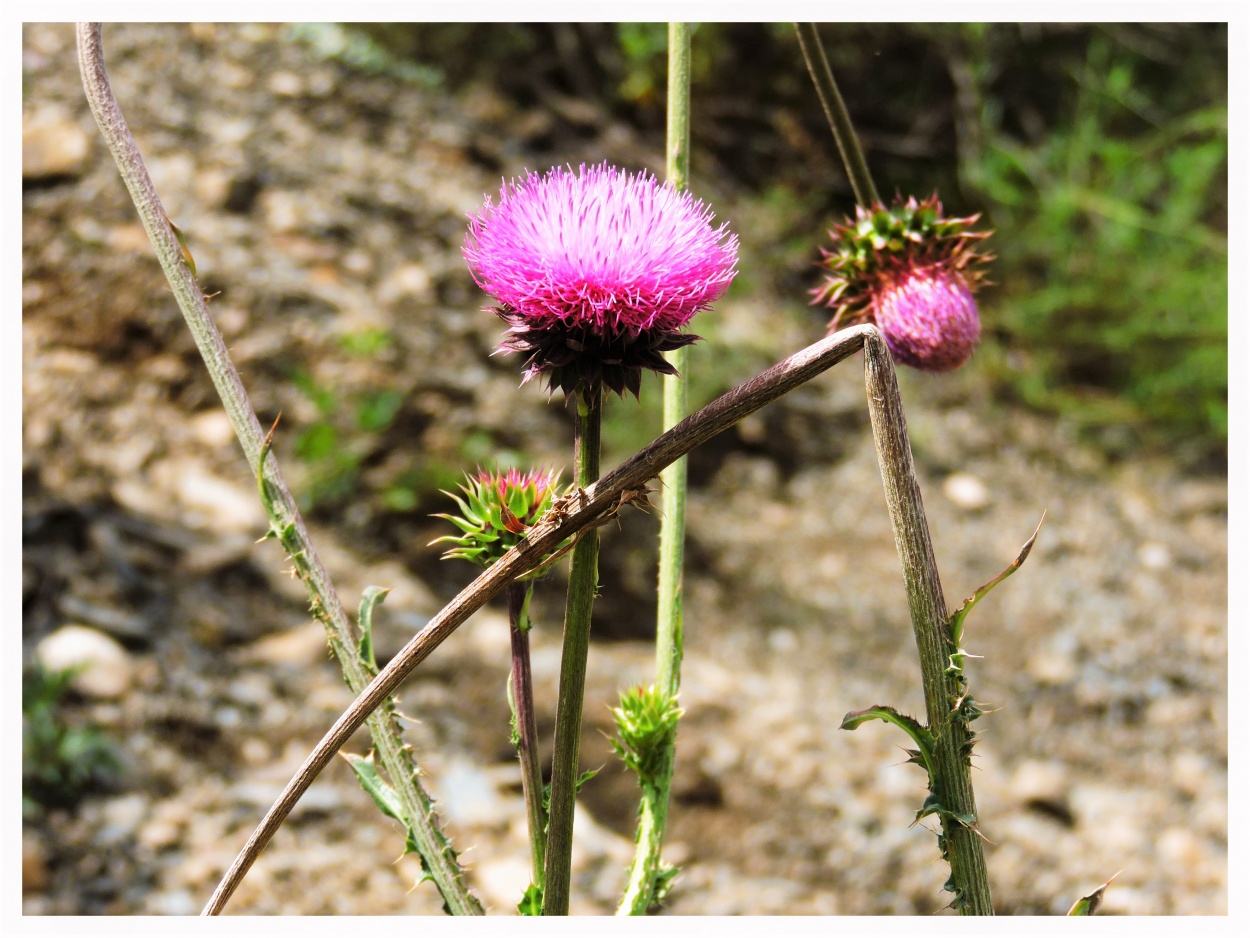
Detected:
left=1137, top=541, right=1172, bottom=570
left=147, top=888, right=199, bottom=915
left=433, top=758, right=513, bottom=829
left=35, top=625, right=135, bottom=699
left=239, top=622, right=327, bottom=668
left=1027, top=633, right=1079, bottom=685
left=472, top=857, right=532, bottom=912
left=97, top=793, right=149, bottom=845
left=1009, top=759, right=1069, bottom=805
left=22, top=106, right=91, bottom=178
left=942, top=472, right=990, bottom=510
left=377, top=263, right=434, bottom=305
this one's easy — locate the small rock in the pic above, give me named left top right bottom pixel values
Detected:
left=1010, top=759, right=1069, bottom=805
left=434, top=758, right=512, bottom=829
left=267, top=70, right=304, bottom=97
left=1156, top=826, right=1209, bottom=872
left=98, top=793, right=149, bottom=845
left=35, top=625, right=135, bottom=699
left=23, top=106, right=90, bottom=178
left=1138, top=541, right=1171, bottom=570
left=1170, top=750, right=1209, bottom=798
left=239, top=622, right=327, bottom=668
left=188, top=410, right=236, bottom=448
left=570, top=804, right=633, bottom=867
left=942, top=472, right=990, bottom=510
left=472, top=857, right=533, bottom=912
left=377, top=263, right=434, bottom=305
left=147, top=888, right=198, bottom=915
left=1027, top=634, right=1078, bottom=685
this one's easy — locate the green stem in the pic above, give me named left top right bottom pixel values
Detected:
left=861, top=332, right=992, bottom=915
left=507, top=581, right=546, bottom=891
left=76, top=23, right=482, bottom=917
left=617, top=21, right=691, bottom=917
left=794, top=23, right=881, bottom=206
left=541, top=386, right=603, bottom=915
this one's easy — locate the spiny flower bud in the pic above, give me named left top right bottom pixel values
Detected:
left=463, top=162, right=739, bottom=398
left=431, top=467, right=566, bottom=577
left=812, top=194, right=992, bottom=373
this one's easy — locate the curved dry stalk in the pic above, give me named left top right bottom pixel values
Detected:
left=75, top=22, right=481, bottom=915
left=862, top=331, right=992, bottom=913
left=205, top=324, right=876, bottom=913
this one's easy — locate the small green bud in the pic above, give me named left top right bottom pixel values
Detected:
left=431, top=467, right=567, bottom=578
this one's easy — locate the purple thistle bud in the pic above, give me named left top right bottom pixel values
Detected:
left=812, top=194, right=993, bottom=374
left=875, top=265, right=982, bottom=373
left=463, top=162, right=739, bottom=398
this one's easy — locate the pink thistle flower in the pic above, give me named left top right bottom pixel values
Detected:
left=463, top=162, right=739, bottom=398
left=812, top=194, right=992, bottom=373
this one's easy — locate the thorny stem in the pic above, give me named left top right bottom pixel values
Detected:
left=208, top=322, right=874, bottom=916
left=74, top=23, right=482, bottom=917
left=862, top=332, right=993, bottom=914
left=795, top=23, right=881, bottom=206
left=542, top=387, right=603, bottom=915
left=507, top=582, right=546, bottom=891
left=617, top=21, right=692, bottom=917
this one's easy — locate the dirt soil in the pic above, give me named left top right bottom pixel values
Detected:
left=22, top=23, right=1227, bottom=916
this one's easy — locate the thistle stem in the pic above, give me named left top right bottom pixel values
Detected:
left=202, top=324, right=873, bottom=909
left=507, top=581, right=546, bottom=892
left=542, top=386, right=603, bottom=915
left=617, top=21, right=691, bottom=916
left=862, top=331, right=992, bottom=915
left=75, top=22, right=481, bottom=917
left=794, top=23, right=881, bottom=206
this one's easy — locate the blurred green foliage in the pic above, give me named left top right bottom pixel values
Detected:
left=23, top=665, right=120, bottom=815
left=949, top=26, right=1227, bottom=464
left=332, top=23, right=1225, bottom=467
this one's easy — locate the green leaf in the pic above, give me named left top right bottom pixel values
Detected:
left=1068, top=871, right=1121, bottom=915
left=575, top=767, right=599, bottom=794
left=342, top=751, right=420, bottom=856
left=357, top=585, right=391, bottom=674
left=517, top=883, right=543, bottom=915
left=841, top=705, right=937, bottom=780
left=948, top=513, right=1045, bottom=647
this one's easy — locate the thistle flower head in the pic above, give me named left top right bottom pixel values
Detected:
left=463, top=162, right=739, bottom=398
left=431, top=467, right=567, bottom=576
left=812, top=194, right=992, bottom=373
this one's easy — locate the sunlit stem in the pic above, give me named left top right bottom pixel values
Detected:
left=542, top=385, right=603, bottom=915
left=617, top=21, right=692, bottom=916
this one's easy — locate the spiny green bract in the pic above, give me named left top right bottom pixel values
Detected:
left=612, top=684, right=683, bottom=781
left=813, top=194, right=992, bottom=325
left=431, top=467, right=565, bottom=576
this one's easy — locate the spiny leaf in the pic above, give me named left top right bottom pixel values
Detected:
left=517, top=883, right=543, bottom=915
left=575, top=767, right=599, bottom=794
left=341, top=751, right=421, bottom=856
left=841, top=705, right=937, bottom=779
left=948, top=512, right=1045, bottom=646
left=357, top=585, right=391, bottom=674
left=1068, top=871, right=1121, bottom=915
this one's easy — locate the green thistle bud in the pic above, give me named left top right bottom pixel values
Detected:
left=611, top=684, right=683, bottom=781
left=431, top=467, right=567, bottom=578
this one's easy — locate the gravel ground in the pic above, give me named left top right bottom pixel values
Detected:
left=22, top=23, right=1228, bottom=916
